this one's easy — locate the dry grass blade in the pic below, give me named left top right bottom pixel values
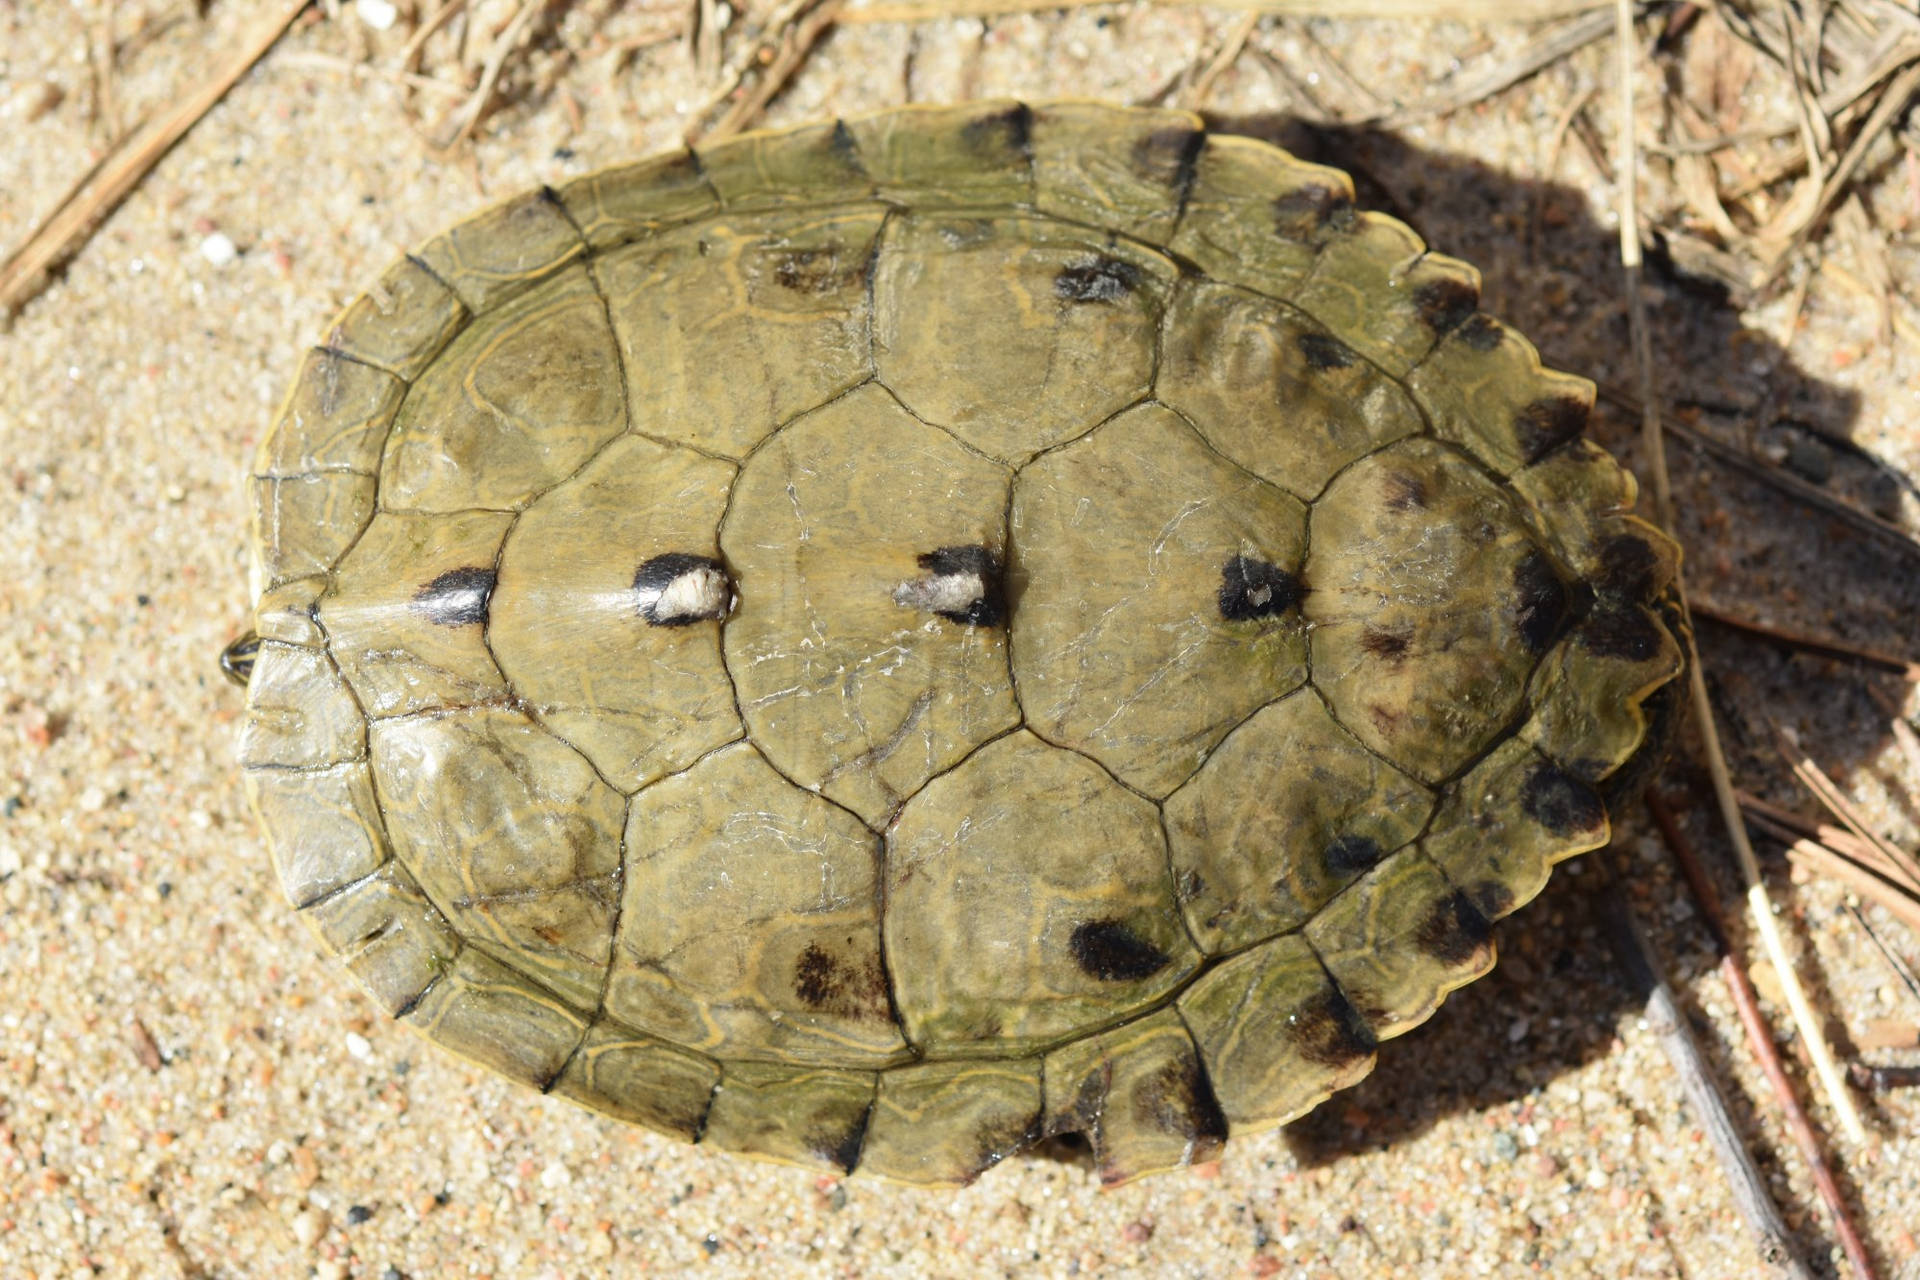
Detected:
left=0, top=0, right=312, bottom=321
left=399, top=0, right=472, bottom=73
left=699, top=0, right=846, bottom=142
left=1738, top=792, right=1920, bottom=900
left=429, top=0, right=545, bottom=150
left=1611, top=0, right=1868, bottom=1146
left=1767, top=59, right=1920, bottom=275
left=1181, top=13, right=1260, bottom=110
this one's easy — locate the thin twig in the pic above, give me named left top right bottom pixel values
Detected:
left=400, top=0, right=472, bottom=73
left=429, top=0, right=544, bottom=150
left=1611, top=0, right=1869, bottom=1146
left=1689, top=601, right=1920, bottom=681
left=1182, top=13, right=1260, bottom=110
left=0, top=0, right=313, bottom=320
left=700, top=0, right=845, bottom=143
left=1646, top=794, right=1878, bottom=1280
left=1777, top=729, right=1920, bottom=891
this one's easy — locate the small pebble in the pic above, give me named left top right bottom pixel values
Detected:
left=200, top=232, right=239, bottom=267
left=357, top=0, right=399, bottom=30
left=347, top=1204, right=373, bottom=1226
left=1121, top=1219, right=1153, bottom=1244
left=344, top=1031, right=373, bottom=1061
left=315, top=1263, right=348, bottom=1280
left=290, top=1208, right=328, bottom=1248
left=1491, top=1131, right=1519, bottom=1162
left=539, top=1160, right=572, bottom=1190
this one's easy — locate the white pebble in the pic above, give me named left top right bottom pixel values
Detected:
left=539, top=1159, right=572, bottom=1190
left=0, top=843, right=20, bottom=878
left=357, top=0, right=399, bottom=29
left=290, top=1208, right=328, bottom=1248
left=315, top=1262, right=349, bottom=1280
left=344, top=1031, right=373, bottom=1061
left=1507, top=1018, right=1529, bottom=1042
left=200, top=232, right=238, bottom=267
left=1584, top=1166, right=1610, bottom=1190
left=78, top=787, right=106, bottom=812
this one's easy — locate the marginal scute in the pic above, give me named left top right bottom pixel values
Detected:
left=884, top=731, right=1197, bottom=1056
left=298, top=861, right=460, bottom=1016
left=596, top=209, right=881, bottom=460
left=720, top=384, right=1019, bottom=825
left=844, top=99, right=1033, bottom=208
left=254, top=348, right=405, bottom=477
left=1521, top=604, right=1685, bottom=782
left=490, top=434, right=741, bottom=791
left=1042, top=1009, right=1226, bottom=1184
left=1406, top=314, right=1598, bottom=475
left=249, top=472, right=375, bottom=595
left=1157, top=280, right=1424, bottom=502
left=248, top=760, right=390, bottom=908
left=554, top=149, right=718, bottom=251
left=1166, top=689, right=1435, bottom=954
left=379, top=264, right=626, bottom=513
left=703, top=1061, right=878, bottom=1173
left=370, top=706, right=624, bottom=1011
left=238, top=641, right=365, bottom=769
left=609, top=743, right=907, bottom=1066
left=1175, top=932, right=1377, bottom=1131
left=696, top=119, right=869, bottom=209
left=1011, top=403, right=1309, bottom=796
left=251, top=576, right=327, bottom=647
left=322, top=510, right=514, bottom=718
left=546, top=1022, right=720, bottom=1142
left=1303, top=847, right=1495, bottom=1041
left=401, top=948, right=592, bottom=1089
left=1294, top=221, right=1483, bottom=377
left=323, top=253, right=469, bottom=380
left=1423, top=738, right=1609, bottom=924
left=411, top=187, right=585, bottom=314
left=872, top=213, right=1171, bottom=464
left=1029, top=101, right=1203, bottom=244
left=1167, top=132, right=1355, bottom=296
left=859, top=1059, right=1043, bottom=1187
left=1304, top=440, right=1551, bottom=784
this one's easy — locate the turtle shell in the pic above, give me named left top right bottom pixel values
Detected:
left=237, top=100, right=1685, bottom=1187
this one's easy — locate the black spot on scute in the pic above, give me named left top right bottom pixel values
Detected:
left=1381, top=470, right=1427, bottom=510
left=1360, top=626, right=1411, bottom=662
left=1132, top=1053, right=1228, bottom=1152
left=1415, top=890, right=1493, bottom=967
left=412, top=566, right=495, bottom=627
left=1069, top=919, right=1170, bottom=982
left=1519, top=762, right=1606, bottom=836
left=1413, top=277, right=1479, bottom=334
left=1323, top=834, right=1384, bottom=877
left=1578, top=604, right=1663, bottom=661
left=917, top=544, right=1006, bottom=627
left=1596, top=533, right=1661, bottom=598
left=1272, top=184, right=1356, bottom=239
left=632, top=552, right=729, bottom=626
left=1290, top=987, right=1377, bottom=1069
left=1464, top=879, right=1517, bottom=922
left=794, top=943, right=838, bottom=1009
left=1132, top=127, right=1205, bottom=194
left=1217, top=555, right=1301, bottom=621
left=1456, top=314, right=1504, bottom=352
left=772, top=249, right=852, bottom=294
left=962, top=103, right=1032, bottom=158
left=1511, top=550, right=1570, bottom=653
left=1297, top=331, right=1356, bottom=371
left=811, top=1104, right=871, bottom=1175
left=1054, top=256, right=1141, bottom=303
left=1515, top=396, right=1588, bottom=463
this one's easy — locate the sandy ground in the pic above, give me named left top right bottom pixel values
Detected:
left=2, top=3, right=1918, bottom=1278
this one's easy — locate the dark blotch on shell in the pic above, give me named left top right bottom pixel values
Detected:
left=1511, top=550, right=1570, bottom=653
left=1457, top=315, right=1504, bottom=352
left=1515, top=396, right=1589, bottom=464
left=963, top=103, right=1033, bottom=159
left=1381, top=471, right=1427, bottom=510
left=916, top=544, right=1006, bottom=627
left=1291, top=986, right=1378, bottom=1069
left=1519, top=763, right=1606, bottom=836
left=1415, top=889, right=1494, bottom=967
left=812, top=1102, right=872, bottom=1175
left=1134, top=1053, right=1229, bottom=1153
left=1217, top=555, right=1301, bottom=621
left=1069, top=919, right=1172, bottom=982
left=1297, top=331, right=1357, bottom=371
left=412, top=566, right=496, bottom=627
left=219, top=631, right=261, bottom=687
left=772, top=248, right=854, bottom=294
left=1461, top=878, right=1519, bottom=924
left=1360, top=627, right=1412, bottom=662
left=1596, top=533, right=1662, bottom=597
left=793, top=943, right=839, bottom=1010
left=632, top=552, right=730, bottom=627
left=1323, top=834, right=1385, bottom=877
left=1133, top=127, right=1205, bottom=195
left=1578, top=604, right=1664, bottom=662
left=1272, top=184, right=1356, bottom=239
left=1412, top=278, right=1479, bottom=334
left=1054, top=256, right=1142, bottom=304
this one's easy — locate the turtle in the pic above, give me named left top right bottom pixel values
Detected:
left=225, top=100, right=1687, bottom=1188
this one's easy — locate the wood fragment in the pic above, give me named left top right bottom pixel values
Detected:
left=1777, top=729, right=1920, bottom=893
left=1855, top=1020, right=1920, bottom=1052
left=1645, top=794, right=1877, bottom=1280
left=1849, top=1062, right=1920, bottom=1091
left=130, top=1018, right=164, bottom=1073
left=0, top=0, right=313, bottom=321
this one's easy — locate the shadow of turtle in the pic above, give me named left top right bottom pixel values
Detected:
left=1181, top=110, right=1915, bottom=1270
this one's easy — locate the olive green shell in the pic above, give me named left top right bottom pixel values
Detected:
left=239, top=100, right=1684, bottom=1187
